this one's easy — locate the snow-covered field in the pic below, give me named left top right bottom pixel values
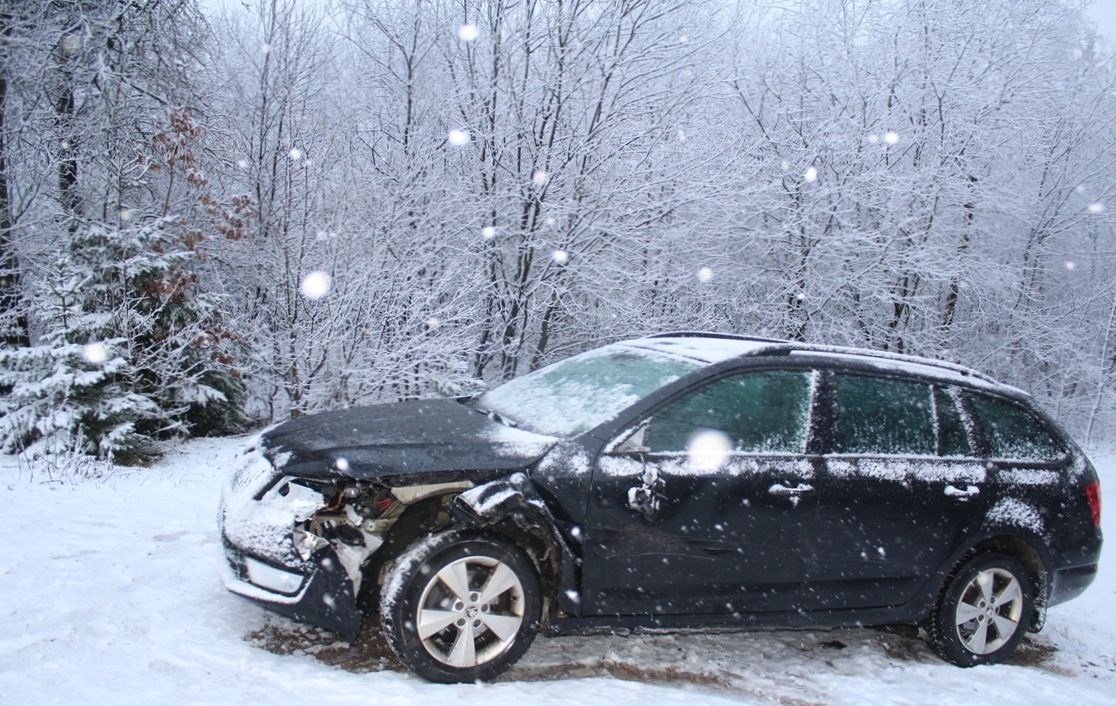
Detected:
left=1, top=437, right=1113, bottom=705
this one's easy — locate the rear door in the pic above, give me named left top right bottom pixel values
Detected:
left=581, top=368, right=822, bottom=617
left=809, top=375, right=990, bottom=609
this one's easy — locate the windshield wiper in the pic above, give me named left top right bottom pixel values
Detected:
left=461, top=398, right=519, bottom=428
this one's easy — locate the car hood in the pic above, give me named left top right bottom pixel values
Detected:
left=260, top=398, right=559, bottom=481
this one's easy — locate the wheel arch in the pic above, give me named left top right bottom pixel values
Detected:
left=936, top=531, right=1051, bottom=631
left=357, top=493, right=454, bottom=618
left=450, top=473, right=575, bottom=629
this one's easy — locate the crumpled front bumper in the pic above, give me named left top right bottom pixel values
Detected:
left=218, top=445, right=364, bottom=640
left=222, top=538, right=362, bottom=640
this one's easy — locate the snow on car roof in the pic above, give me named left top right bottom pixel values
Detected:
left=621, top=336, right=777, bottom=363
left=627, top=332, right=1027, bottom=396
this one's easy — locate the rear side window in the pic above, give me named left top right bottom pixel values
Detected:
left=644, top=370, right=813, bottom=454
left=832, top=375, right=935, bottom=455
left=967, top=395, right=1065, bottom=462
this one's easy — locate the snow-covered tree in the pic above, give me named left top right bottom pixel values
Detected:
left=0, top=216, right=243, bottom=463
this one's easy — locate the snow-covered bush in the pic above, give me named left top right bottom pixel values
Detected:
left=0, top=217, right=244, bottom=465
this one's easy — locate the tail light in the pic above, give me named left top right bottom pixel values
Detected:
left=1085, top=480, right=1101, bottom=527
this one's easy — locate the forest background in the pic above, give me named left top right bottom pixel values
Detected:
left=1, top=0, right=1114, bottom=464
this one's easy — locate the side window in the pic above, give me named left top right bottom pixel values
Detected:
left=935, top=388, right=974, bottom=457
left=967, top=394, right=1065, bottom=462
left=832, top=374, right=935, bottom=456
left=643, top=370, right=812, bottom=454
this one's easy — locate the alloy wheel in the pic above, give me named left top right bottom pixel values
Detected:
left=415, top=555, right=526, bottom=668
left=953, top=567, right=1024, bottom=655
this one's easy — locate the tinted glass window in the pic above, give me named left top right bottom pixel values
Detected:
left=832, top=375, right=935, bottom=455
left=968, top=395, right=1065, bottom=462
left=935, top=388, right=973, bottom=457
left=644, top=370, right=812, bottom=454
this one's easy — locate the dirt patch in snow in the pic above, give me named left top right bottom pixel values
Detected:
left=248, top=619, right=399, bottom=673
left=504, top=659, right=734, bottom=688
left=250, top=617, right=1068, bottom=694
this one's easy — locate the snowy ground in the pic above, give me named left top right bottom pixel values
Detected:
left=1, top=437, right=1113, bottom=706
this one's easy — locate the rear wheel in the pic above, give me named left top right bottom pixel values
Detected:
left=379, top=530, right=541, bottom=682
left=929, top=552, right=1034, bottom=666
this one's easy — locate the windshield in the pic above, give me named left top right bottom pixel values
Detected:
left=475, top=345, right=700, bottom=437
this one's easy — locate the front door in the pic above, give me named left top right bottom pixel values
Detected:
left=581, top=368, right=822, bottom=617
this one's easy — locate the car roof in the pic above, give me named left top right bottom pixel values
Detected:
left=632, top=331, right=1027, bottom=397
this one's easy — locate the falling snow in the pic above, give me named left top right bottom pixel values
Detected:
left=687, top=429, right=732, bottom=471
left=457, top=23, right=479, bottom=41
left=82, top=342, right=109, bottom=365
left=299, top=271, right=331, bottom=300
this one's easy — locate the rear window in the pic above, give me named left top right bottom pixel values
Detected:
left=832, top=374, right=935, bottom=456
left=967, top=394, right=1065, bottom=462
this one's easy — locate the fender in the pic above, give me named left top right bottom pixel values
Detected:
left=451, top=472, right=580, bottom=622
left=915, top=497, right=1056, bottom=630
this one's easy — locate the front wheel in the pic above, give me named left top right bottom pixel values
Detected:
left=379, top=530, right=541, bottom=683
left=928, top=552, right=1035, bottom=667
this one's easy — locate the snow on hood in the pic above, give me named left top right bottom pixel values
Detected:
left=259, top=398, right=558, bottom=480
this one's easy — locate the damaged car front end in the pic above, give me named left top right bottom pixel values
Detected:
left=218, top=399, right=558, bottom=641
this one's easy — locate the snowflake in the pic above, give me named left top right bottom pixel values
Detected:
left=697, top=266, right=714, bottom=283
left=532, top=170, right=549, bottom=187
left=458, top=23, right=478, bottom=41
left=237, top=159, right=249, bottom=169
left=884, top=131, right=899, bottom=145
left=552, top=249, right=569, bottom=265
left=867, top=134, right=879, bottom=144
left=804, top=166, right=818, bottom=183
left=1065, top=261, right=1076, bottom=271
left=447, top=129, right=470, bottom=146
left=288, top=148, right=302, bottom=161
left=481, top=226, right=497, bottom=239
left=688, top=430, right=731, bottom=471
left=82, top=342, right=109, bottom=365
left=119, top=208, right=132, bottom=222
left=1087, top=202, right=1105, bottom=214
left=300, top=271, right=331, bottom=300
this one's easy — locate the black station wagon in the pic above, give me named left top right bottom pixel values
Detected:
left=220, top=333, right=1103, bottom=682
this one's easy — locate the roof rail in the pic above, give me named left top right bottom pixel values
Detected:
left=648, top=331, right=791, bottom=345
left=781, top=343, right=999, bottom=385
left=646, top=331, right=1001, bottom=386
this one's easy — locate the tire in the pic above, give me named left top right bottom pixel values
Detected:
left=928, top=552, right=1034, bottom=667
left=379, top=530, right=542, bottom=683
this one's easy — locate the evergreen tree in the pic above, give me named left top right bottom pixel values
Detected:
left=0, top=216, right=244, bottom=464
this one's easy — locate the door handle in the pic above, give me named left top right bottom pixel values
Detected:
left=768, top=483, right=815, bottom=497
left=944, top=484, right=980, bottom=500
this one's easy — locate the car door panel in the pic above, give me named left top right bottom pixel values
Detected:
left=580, top=368, right=822, bottom=617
